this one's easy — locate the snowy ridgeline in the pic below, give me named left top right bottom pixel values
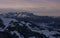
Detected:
left=0, top=17, right=60, bottom=38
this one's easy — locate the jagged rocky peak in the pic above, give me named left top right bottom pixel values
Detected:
left=0, top=11, right=34, bottom=18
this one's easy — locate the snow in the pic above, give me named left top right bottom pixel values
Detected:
left=19, top=21, right=60, bottom=38
left=10, top=31, right=24, bottom=38
left=0, top=17, right=60, bottom=38
left=0, top=17, right=18, bottom=31
left=20, top=21, right=26, bottom=25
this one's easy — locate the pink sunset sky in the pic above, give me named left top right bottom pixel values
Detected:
left=0, top=0, right=60, bottom=16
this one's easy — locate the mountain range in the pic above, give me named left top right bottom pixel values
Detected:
left=0, top=12, right=60, bottom=38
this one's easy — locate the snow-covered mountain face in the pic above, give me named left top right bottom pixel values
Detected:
left=0, top=17, right=47, bottom=38
left=0, top=12, right=60, bottom=38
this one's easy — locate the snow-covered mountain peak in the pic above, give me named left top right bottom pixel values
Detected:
left=0, top=15, right=60, bottom=38
left=0, top=12, right=34, bottom=18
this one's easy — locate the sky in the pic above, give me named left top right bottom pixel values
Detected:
left=0, top=0, right=60, bottom=16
